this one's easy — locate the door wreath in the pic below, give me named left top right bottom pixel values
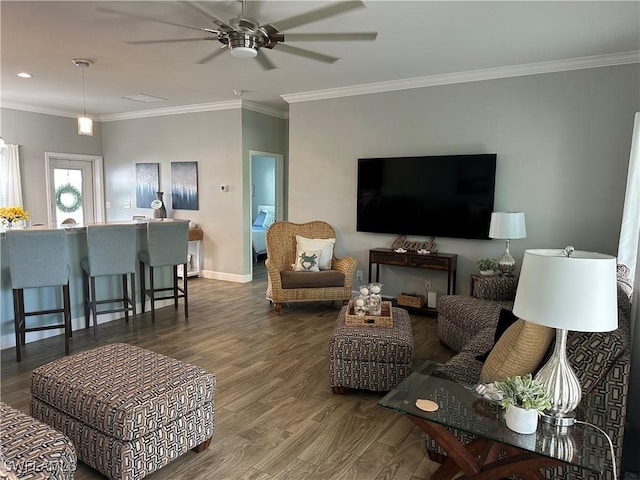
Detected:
left=55, top=184, right=82, bottom=213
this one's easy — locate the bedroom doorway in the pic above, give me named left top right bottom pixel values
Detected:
left=250, top=151, right=284, bottom=278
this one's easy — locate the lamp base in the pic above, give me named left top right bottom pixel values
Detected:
left=498, top=239, right=516, bottom=276
left=540, top=411, right=576, bottom=427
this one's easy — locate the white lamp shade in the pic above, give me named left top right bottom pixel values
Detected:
left=489, top=212, right=526, bottom=239
left=78, top=115, right=93, bottom=136
left=513, top=249, right=618, bottom=332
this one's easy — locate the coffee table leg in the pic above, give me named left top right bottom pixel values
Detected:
left=408, top=416, right=564, bottom=480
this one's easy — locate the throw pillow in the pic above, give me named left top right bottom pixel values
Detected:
left=253, top=211, right=266, bottom=227
left=294, top=249, right=322, bottom=272
left=263, top=210, right=276, bottom=228
left=296, top=235, right=335, bottom=270
left=479, top=319, right=554, bottom=383
left=475, top=309, right=518, bottom=362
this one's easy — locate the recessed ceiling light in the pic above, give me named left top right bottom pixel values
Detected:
left=17, top=72, right=32, bottom=78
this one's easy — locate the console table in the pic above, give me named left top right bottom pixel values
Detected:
left=368, top=248, right=457, bottom=295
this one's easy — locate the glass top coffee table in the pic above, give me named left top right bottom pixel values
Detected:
left=379, top=360, right=608, bottom=480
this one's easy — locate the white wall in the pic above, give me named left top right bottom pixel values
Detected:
left=1, top=108, right=103, bottom=224
left=287, top=64, right=639, bottom=297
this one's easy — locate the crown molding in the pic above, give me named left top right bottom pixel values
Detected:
left=241, top=100, right=288, bottom=119
left=0, top=102, right=78, bottom=119
left=282, top=51, right=640, bottom=104
left=99, top=100, right=243, bottom=122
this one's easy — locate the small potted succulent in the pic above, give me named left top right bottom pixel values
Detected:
left=476, top=258, right=498, bottom=276
left=495, top=373, right=551, bottom=434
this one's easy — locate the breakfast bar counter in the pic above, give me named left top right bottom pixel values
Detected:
left=0, top=221, right=180, bottom=349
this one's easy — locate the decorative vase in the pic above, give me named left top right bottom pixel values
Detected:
left=504, top=405, right=539, bottom=434
left=368, top=283, right=383, bottom=315
left=479, top=270, right=495, bottom=276
left=152, top=192, right=167, bottom=219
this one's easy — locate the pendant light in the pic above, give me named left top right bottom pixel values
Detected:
left=72, top=58, right=94, bottom=136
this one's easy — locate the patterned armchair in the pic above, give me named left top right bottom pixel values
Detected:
left=265, top=221, right=356, bottom=313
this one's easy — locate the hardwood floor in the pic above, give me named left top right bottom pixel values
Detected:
left=0, top=265, right=454, bottom=480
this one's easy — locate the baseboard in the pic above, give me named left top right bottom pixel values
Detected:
left=201, top=269, right=251, bottom=283
left=0, top=299, right=173, bottom=351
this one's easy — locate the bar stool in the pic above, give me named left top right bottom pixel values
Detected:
left=81, top=224, right=138, bottom=340
left=139, top=221, right=189, bottom=322
left=6, top=229, right=72, bottom=362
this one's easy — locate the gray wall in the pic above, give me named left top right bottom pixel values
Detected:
left=101, top=109, right=245, bottom=278
left=1, top=108, right=103, bottom=225
left=288, top=64, right=639, bottom=297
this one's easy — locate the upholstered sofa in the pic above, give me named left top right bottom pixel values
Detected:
left=431, top=267, right=633, bottom=480
left=265, top=221, right=356, bottom=313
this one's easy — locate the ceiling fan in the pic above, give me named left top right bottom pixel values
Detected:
left=98, top=0, right=377, bottom=70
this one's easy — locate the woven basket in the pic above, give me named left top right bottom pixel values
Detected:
left=397, top=293, right=425, bottom=308
left=345, top=300, right=393, bottom=327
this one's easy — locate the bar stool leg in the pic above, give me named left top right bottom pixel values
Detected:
left=63, top=283, right=71, bottom=355
left=123, top=274, right=129, bottom=323
left=18, top=290, right=26, bottom=346
left=83, top=269, right=90, bottom=329
left=90, top=276, right=99, bottom=341
left=173, top=265, right=179, bottom=310
left=12, top=289, right=22, bottom=362
left=139, top=260, right=146, bottom=314
left=183, top=263, right=189, bottom=319
left=130, top=272, right=137, bottom=334
left=150, top=265, right=156, bottom=323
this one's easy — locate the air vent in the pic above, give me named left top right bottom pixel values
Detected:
left=121, top=93, right=167, bottom=103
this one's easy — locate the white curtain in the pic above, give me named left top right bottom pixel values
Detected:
left=0, top=144, right=23, bottom=207
left=618, top=113, right=640, bottom=446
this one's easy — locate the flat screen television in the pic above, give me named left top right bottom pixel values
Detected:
left=357, top=154, right=497, bottom=240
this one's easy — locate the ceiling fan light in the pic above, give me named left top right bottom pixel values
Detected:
left=230, top=46, right=257, bottom=58
left=228, top=32, right=260, bottom=58
left=78, top=115, right=94, bottom=136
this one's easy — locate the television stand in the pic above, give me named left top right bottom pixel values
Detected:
left=368, top=248, right=457, bottom=300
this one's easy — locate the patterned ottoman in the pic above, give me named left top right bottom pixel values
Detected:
left=0, top=402, right=76, bottom=480
left=30, top=343, right=215, bottom=480
left=329, top=306, right=414, bottom=393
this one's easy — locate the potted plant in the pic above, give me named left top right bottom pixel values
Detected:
left=495, top=373, right=551, bottom=434
left=476, top=258, right=498, bottom=276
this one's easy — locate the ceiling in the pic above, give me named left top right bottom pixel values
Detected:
left=2, top=1, right=639, bottom=119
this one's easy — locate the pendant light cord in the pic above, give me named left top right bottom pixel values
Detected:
left=81, top=66, right=87, bottom=116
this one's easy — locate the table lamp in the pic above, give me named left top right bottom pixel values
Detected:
left=488, top=212, right=526, bottom=276
left=512, top=247, right=618, bottom=427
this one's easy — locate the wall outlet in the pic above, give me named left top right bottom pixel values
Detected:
left=123, top=201, right=131, bottom=209
left=356, top=270, right=363, bottom=281
left=425, top=280, right=432, bottom=291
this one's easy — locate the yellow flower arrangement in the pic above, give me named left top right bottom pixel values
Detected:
left=0, top=206, right=30, bottom=225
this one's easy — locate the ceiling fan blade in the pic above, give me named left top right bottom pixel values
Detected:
left=274, top=43, right=338, bottom=64
left=270, top=1, right=365, bottom=32
left=125, top=37, right=218, bottom=45
left=255, top=51, right=277, bottom=71
left=283, top=32, right=377, bottom=42
left=180, top=1, right=235, bottom=31
left=96, top=6, right=218, bottom=34
left=197, top=47, right=227, bottom=64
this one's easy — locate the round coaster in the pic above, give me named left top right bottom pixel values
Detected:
left=416, top=399, right=439, bottom=412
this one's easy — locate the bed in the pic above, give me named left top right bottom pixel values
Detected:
left=252, top=205, right=275, bottom=262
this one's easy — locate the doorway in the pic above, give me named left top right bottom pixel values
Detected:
left=45, top=152, right=105, bottom=226
left=250, top=150, right=284, bottom=279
